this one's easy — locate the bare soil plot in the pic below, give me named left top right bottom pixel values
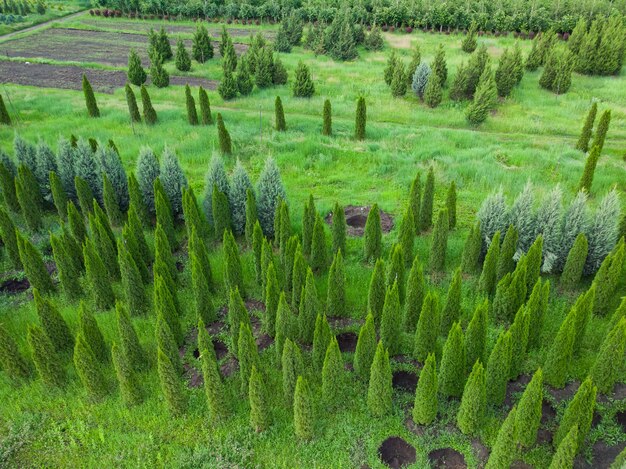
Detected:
left=3, top=27, right=247, bottom=67
left=0, top=60, right=218, bottom=93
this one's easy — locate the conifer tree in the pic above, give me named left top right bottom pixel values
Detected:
left=0, top=161, right=19, bottom=213
left=384, top=51, right=398, bottom=86
left=115, top=302, right=147, bottom=372
left=82, top=75, right=100, bottom=117
left=438, top=322, right=466, bottom=398
left=390, top=62, right=408, bottom=97
left=322, top=336, right=343, bottom=404
left=549, top=425, right=578, bottom=469
left=183, top=85, right=198, bottom=125
left=111, top=342, right=142, bottom=406
left=412, top=352, right=438, bottom=424
left=578, top=145, right=601, bottom=193
left=127, top=49, right=146, bottom=86
left=576, top=102, right=597, bottom=152
left=135, top=147, right=159, bottom=216
left=236, top=321, right=258, bottom=396
left=403, top=256, right=424, bottom=332
left=398, top=204, right=414, bottom=264
left=83, top=239, right=115, bottom=310
left=464, top=300, right=488, bottom=371
left=554, top=377, right=596, bottom=453
left=140, top=85, right=157, bottom=124
left=509, top=307, right=530, bottom=380
left=223, top=230, right=245, bottom=297
left=590, top=109, right=611, bottom=153
left=292, top=247, right=306, bottom=307
left=355, top=96, right=366, bottom=140
left=281, top=338, right=304, bottom=408
left=419, top=167, right=435, bottom=232
left=312, top=314, right=331, bottom=372
left=445, top=181, right=457, bottom=229
left=215, top=113, right=232, bottom=155
left=485, top=407, right=518, bottom=469
left=461, top=221, right=482, bottom=273
left=544, top=311, right=575, bottom=388
left=298, top=268, right=319, bottom=343
left=0, top=93, right=11, bottom=126
left=254, top=47, right=273, bottom=88
left=380, top=280, right=402, bottom=356
left=249, top=365, right=270, bottom=431
left=211, top=185, right=231, bottom=239
left=159, top=148, right=187, bottom=218
left=229, top=286, right=251, bottom=359
left=292, top=61, right=315, bottom=98
left=589, top=318, right=626, bottom=394
left=432, top=44, right=448, bottom=86
left=67, top=200, right=86, bottom=243
left=327, top=250, right=346, bottom=317
left=560, top=233, right=588, bottom=290
left=413, top=291, right=440, bottom=362
left=77, top=301, right=107, bottom=363
left=272, top=55, right=288, bottom=85
left=33, top=288, right=73, bottom=355
left=15, top=167, right=42, bottom=232
left=331, top=202, right=346, bottom=256
left=294, top=376, right=313, bottom=440
left=497, top=224, right=518, bottom=281
left=485, top=330, right=512, bottom=405
left=364, top=204, right=382, bottom=262
left=50, top=232, right=82, bottom=301
left=479, top=231, right=501, bottom=295
left=457, top=360, right=486, bottom=436
left=218, top=68, right=238, bottom=101
left=322, top=99, right=332, bottom=136
left=74, top=332, right=107, bottom=400
left=352, top=312, right=376, bottom=380
left=49, top=171, right=68, bottom=221
left=462, top=23, right=478, bottom=53
left=0, top=208, right=20, bottom=269
left=102, top=174, right=122, bottom=226
left=157, top=348, right=187, bottom=416
left=441, top=268, right=462, bottom=336
left=150, top=53, right=170, bottom=88
left=256, top=157, right=286, bottom=237
left=408, top=172, right=421, bottom=234
left=0, top=321, right=30, bottom=382
left=27, top=324, right=66, bottom=388
left=495, top=48, right=517, bottom=97
left=175, top=39, right=191, bottom=72
left=125, top=205, right=151, bottom=271
left=423, top=72, right=443, bottom=107
left=273, top=96, right=287, bottom=131
left=197, top=323, right=228, bottom=420
left=17, top=233, right=54, bottom=294
left=465, top=66, right=497, bottom=125
left=310, top=214, right=327, bottom=272
left=192, top=24, right=213, bottom=63
left=302, top=195, right=316, bottom=257
left=274, top=293, right=294, bottom=364
left=118, top=239, right=146, bottom=315
left=515, top=368, right=543, bottom=448
left=429, top=208, right=449, bottom=272
left=367, top=341, right=392, bottom=417
left=198, top=86, right=213, bottom=125
left=155, top=312, right=182, bottom=376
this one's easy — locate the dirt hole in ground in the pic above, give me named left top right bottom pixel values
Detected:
left=392, top=371, right=418, bottom=393
left=325, top=205, right=394, bottom=237
left=428, top=448, right=467, bottom=468
left=337, top=332, right=358, bottom=352
left=617, top=410, right=626, bottom=432
left=213, top=339, right=228, bottom=359
left=378, top=436, right=416, bottom=468
left=0, top=278, right=30, bottom=294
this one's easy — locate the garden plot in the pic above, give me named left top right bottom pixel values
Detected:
left=0, top=60, right=218, bottom=92
left=2, top=27, right=248, bottom=66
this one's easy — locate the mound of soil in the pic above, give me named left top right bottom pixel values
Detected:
left=0, top=278, right=29, bottom=294
left=392, top=371, right=418, bottom=393
left=617, top=410, right=626, bottom=433
left=213, top=339, right=228, bottom=360
left=574, top=441, right=626, bottom=469
left=324, top=205, right=394, bottom=237
left=256, top=333, right=273, bottom=351
left=336, top=332, right=358, bottom=352
left=378, top=437, right=416, bottom=468
left=428, top=448, right=467, bottom=468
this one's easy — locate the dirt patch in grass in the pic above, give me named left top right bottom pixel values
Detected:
left=504, top=373, right=532, bottom=408
left=0, top=278, right=29, bottom=294
left=428, top=448, right=467, bottom=468
left=256, top=333, right=273, bottom=351
left=0, top=60, right=218, bottom=92
left=599, top=382, right=626, bottom=403
left=574, top=441, right=625, bottom=469
left=510, top=461, right=533, bottom=469
left=548, top=380, right=580, bottom=404
left=392, top=370, right=418, bottom=393
left=3, top=27, right=248, bottom=67
left=337, top=332, right=358, bottom=352
left=537, top=400, right=557, bottom=445
left=471, top=439, right=489, bottom=465
left=220, top=356, right=238, bottom=377
left=324, top=205, right=394, bottom=237
left=617, top=410, right=626, bottom=433
left=378, top=436, right=416, bottom=468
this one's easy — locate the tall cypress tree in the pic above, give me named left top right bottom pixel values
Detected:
left=102, top=173, right=123, bottom=226
left=155, top=313, right=182, bottom=375
left=274, top=96, right=286, bottom=131
left=239, top=321, right=260, bottom=396
left=479, top=231, right=501, bottom=295
left=441, top=268, right=462, bottom=336
left=322, top=336, right=344, bottom=405
left=184, top=85, right=198, bottom=125
left=412, top=352, right=438, bottom=424
left=111, top=342, right=143, bottom=407
left=212, top=185, right=232, bottom=239
left=560, top=233, right=588, bottom=290
left=82, top=75, right=100, bottom=118
left=485, top=330, right=512, bottom=405
left=274, top=292, right=294, bottom=364
left=17, top=232, right=54, bottom=294
left=310, top=214, right=327, bottom=272
left=485, top=407, right=518, bottom=469
left=0, top=161, right=19, bottom=213
left=461, top=223, right=482, bottom=274
left=198, top=323, right=229, bottom=421
left=245, top=188, right=258, bottom=247
left=549, top=425, right=578, bottom=469
left=249, top=365, right=270, bottom=432
left=509, top=307, right=530, bottom=380
left=413, top=291, right=440, bottom=362
left=464, top=300, right=488, bottom=372
left=27, top=324, right=66, bottom=388
left=404, top=255, right=424, bottom=332
left=198, top=86, right=213, bottom=125
left=355, top=96, right=366, bottom=140
left=0, top=208, right=21, bottom=269
left=367, top=341, right=392, bottom=417
left=578, top=145, right=601, bottom=193
left=116, top=302, right=147, bottom=371
left=497, top=224, right=518, bottom=281
left=118, top=239, right=146, bottom=316
left=364, top=204, right=382, bottom=262
left=438, top=322, right=466, bottom=398
left=457, top=360, right=486, bottom=436
left=554, top=378, right=596, bottom=453
left=543, top=310, right=575, bottom=388
left=576, top=102, right=597, bottom=152
left=589, top=318, right=626, bottom=394
left=125, top=84, right=141, bottom=123
left=33, top=288, right=73, bottom=355
left=322, top=99, right=332, bottom=136
left=419, top=167, right=435, bottom=232
left=380, top=280, right=402, bottom=356
left=312, top=313, right=332, bottom=372
left=327, top=250, right=346, bottom=317
left=294, top=376, right=314, bottom=440
left=16, top=166, right=42, bottom=232
left=398, top=204, right=414, bottom=264
left=49, top=171, right=68, bottom=221
left=216, top=113, right=232, bottom=155
left=527, top=280, right=550, bottom=350
left=0, top=93, right=11, bottom=125
left=77, top=301, right=107, bottom=363
left=515, top=368, right=543, bottom=448
left=140, top=85, right=157, bottom=125
left=83, top=239, right=115, bottom=310
left=74, top=332, right=108, bottom=400
left=353, top=312, right=376, bottom=380
left=50, top=232, right=82, bottom=301
left=281, top=338, right=304, bottom=408
left=590, top=109, right=611, bottom=153
left=0, top=323, right=31, bottom=382
left=223, top=230, right=245, bottom=297
left=157, top=348, right=187, bottom=416
left=331, top=202, right=346, bottom=255
left=299, top=268, right=319, bottom=344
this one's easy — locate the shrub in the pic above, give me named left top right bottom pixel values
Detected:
left=438, top=322, right=466, bottom=398
left=432, top=44, right=448, bottom=86
left=355, top=96, right=366, bottom=140
left=273, top=55, right=288, bottom=85
left=74, top=333, right=108, bottom=401
left=380, top=280, right=402, bottom=356
left=16, top=166, right=42, bottom=231
left=82, top=75, right=100, bottom=117
left=485, top=406, right=518, bottom=469
left=294, top=376, right=313, bottom=440
left=413, top=291, right=439, bottom=361
left=322, top=99, right=332, bottom=136
left=515, top=368, right=543, bottom=447
left=412, top=62, right=431, bottom=98
left=589, top=318, right=626, bottom=394
left=312, top=314, right=331, bottom=372
left=368, top=258, right=386, bottom=324
left=192, top=24, right=213, bottom=63
left=367, top=341, right=392, bottom=417
left=115, top=302, right=147, bottom=370
left=560, top=233, right=588, bottom=290
left=184, top=85, right=198, bottom=125
left=292, top=61, right=315, bottom=97
left=17, top=233, right=54, bottom=294
left=33, top=288, right=73, bottom=354
left=0, top=93, right=11, bottom=125
left=223, top=230, right=245, bottom=297
left=127, top=49, right=146, bottom=86
left=429, top=208, right=449, bottom=272
left=390, top=62, right=407, bottom=97
left=175, top=39, right=191, bottom=72
left=543, top=310, right=575, bottom=388
left=198, top=86, right=213, bottom=125
left=157, top=348, right=187, bottom=416
left=412, top=352, right=438, bottom=424
left=575, top=102, right=597, bottom=152
left=256, top=157, right=286, bottom=237
left=249, top=365, right=270, bottom=431
left=461, top=221, right=482, bottom=273
left=462, top=22, right=478, bottom=53
left=274, top=96, right=286, bottom=131
left=111, top=342, right=142, bottom=407
left=457, top=360, right=486, bottom=436
left=218, top=69, right=238, bottom=100
left=387, top=244, right=405, bottom=303
left=384, top=51, right=398, bottom=86
left=590, top=109, right=611, bottom=153
left=136, top=147, right=160, bottom=215
left=485, top=330, right=511, bottom=405
left=27, top=324, right=66, bottom=388
left=364, top=204, right=382, bottom=262
left=125, top=84, right=141, bottom=123
left=281, top=338, right=303, bottom=407
left=140, top=85, right=157, bottom=124
left=150, top=53, right=170, bottom=88
left=322, top=336, right=343, bottom=405
left=465, top=66, right=497, bottom=125
left=310, top=215, right=327, bottom=272
left=404, top=255, right=424, bottom=332
left=418, top=167, right=435, bottom=232
left=327, top=250, right=346, bottom=317
left=549, top=426, right=578, bottom=469
left=554, top=378, right=596, bottom=453
left=479, top=231, right=501, bottom=295
left=423, top=72, right=443, bottom=107
left=353, top=313, right=376, bottom=381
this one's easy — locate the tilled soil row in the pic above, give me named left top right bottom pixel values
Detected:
left=0, top=60, right=218, bottom=93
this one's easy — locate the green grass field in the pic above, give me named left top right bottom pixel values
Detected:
left=0, top=14, right=625, bottom=469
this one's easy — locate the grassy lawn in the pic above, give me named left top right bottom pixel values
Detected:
left=0, top=16, right=625, bottom=469
left=0, top=0, right=88, bottom=36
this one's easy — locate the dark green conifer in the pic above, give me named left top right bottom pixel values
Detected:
left=0, top=323, right=30, bottom=381
left=310, top=214, right=327, bottom=272
left=74, top=332, right=107, bottom=400
left=49, top=171, right=68, bottom=221
left=441, top=268, right=462, bottom=336
left=230, top=287, right=251, bottom=358
left=198, top=322, right=229, bottom=420
left=549, top=425, right=578, bottom=469
left=27, top=324, right=66, bottom=388
left=355, top=96, right=366, bottom=140
left=560, top=233, right=588, bottom=290
left=432, top=44, right=448, bottom=86
left=461, top=221, right=482, bottom=274
left=292, top=61, right=315, bottom=98
left=380, top=280, right=402, bottom=356
left=281, top=338, right=304, bottom=408
left=198, top=86, right=213, bottom=125
left=125, top=83, right=141, bottom=123
left=127, top=49, right=146, bottom=86
left=412, top=352, right=438, bottom=424
left=589, top=318, right=626, bottom=394
left=485, top=407, right=518, bottom=469
left=299, top=268, right=319, bottom=343
left=155, top=313, right=182, bottom=375
left=327, top=250, right=346, bottom=317
left=322, top=336, right=343, bottom=404
left=0, top=93, right=11, bottom=125
left=82, top=74, right=100, bottom=117
left=140, top=85, right=157, bottom=125
left=102, top=173, right=123, bottom=226
left=0, top=208, right=21, bottom=269
left=457, top=360, right=486, bottom=436
left=429, top=208, right=449, bottom=272
left=239, top=322, right=260, bottom=395
left=312, top=314, right=331, bottom=372
left=322, top=99, right=332, bottom=136
left=367, top=341, right=392, bottom=417
left=223, top=229, right=245, bottom=297
left=115, top=302, right=147, bottom=371
left=157, top=348, right=187, bottom=416
left=576, top=102, right=597, bottom=152
left=464, top=300, right=488, bottom=371
left=398, top=204, right=414, bottom=264
left=353, top=313, right=376, bottom=381
left=16, top=166, right=42, bottom=232
left=590, top=109, right=611, bottom=153
left=364, top=203, right=382, bottom=262
left=274, top=292, right=294, bottom=364
left=111, top=342, right=143, bottom=407
left=184, top=85, right=198, bottom=125
left=212, top=185, right=231, bottom=239
left=17, top=233, right=54, bottom=294
left=274, top=96, right=286, bottom=131
left=497, top=224, right=518, bottom=281
left=479, top=231, right=501, bottom=295
left=74, top=176, right=95, bottom=216
left=418, top=167, right=435, bottom=232
left=423, top=72, right=442, bottom=107
left=50, top=232, right=82, bottom=301
left=543, top=310, right=575, bottom=388
left=77, top=301, right=107, bottom=363
left=216, top=113, right=232, bottom=155
left=0, top=161, right=19, bottom=213
left=118, top=239, right=146, bottom=316
left=438, top=322, right=466, bottom=398
left=249, top=365, right=270, bottom=432
left=175, top=39, right=191, bottom=72
left=245, top=188, right=258, bottom=247
left=294, top=376, right=313, bottom=440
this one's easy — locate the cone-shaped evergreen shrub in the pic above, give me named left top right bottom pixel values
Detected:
left=578, top=145, right=601, bottom=193
left=485, top=330, right=512, bottom=405
left=413, top=291, right=440, bottom=361
left=0, top=162, right=19, bottom=213
left=331, top=202, right=346, bottom=255
left=497, top=224, right=518, bottom=281
left=74, top=332, right=107, bottom=400
left=223, top=230, right=245, bottom=297
left=509, top=307, right=530, bottom=380
left=238, top=322, right=259, bottom=395
left=485, top=406, right=518, bottom=469
left=515, top=368, right=543, bottom=448
left=398, top=204, right=414, bottom=264
left=479, top=231, right=501, bottom=295
left=82, top=75, right=100, bottom=117
left=274, top=96, right=286, bottom=131
left=441, top=268, right=462, bottom=336
left=212, top=185, right=232, bottom=239
left=102, top=174, right=122, bottom=226
left=249, top=365, right=270, bottom=432
left=590, top=109, right=611, bottom=153
left=367, top=341, right=392, bottom=417
left=380, top=280, right=402, bottom=356
left=412, top=352, right=438, bottom=424
left=432, top=44, right=448, bottom=86
left=461, top=221, right=482, bottom=274
left=353, top=312, right=376, bottom=380
left=424, top=72, right=443, bottom=107
left=457, top=360, right=486, bottom=436
left=327, top=250, right=346, bottom=317
left=560, top=233, right=588, bottom=290
left=50, top=232, right=82, bottom=301
left=554, top=377, right=596, bottom=453
left=140, top=85, right=157, bottom=125
left=439, top=322, right=466, bottom=398
left=216, top=113, right=232, bottom=155
left=118, top=239, right=146, bottom=316
left=589, top=318, right=626, bottom=394
left=158, top=348, right=187, bottom=416
left=355, top=96, right=366, bottom=140
left=364, top=204, right=382, bottom=262
left=49, top=171, right=68, bottom=221
left=464, top=300, right=488, bottom=371
left=281, top=338, right=304, bottom=408
left=403, top=256, right=424, bottom=332
left=294, top=376, right=313, bottom=440
left=310, top=215, right=327, bottom=272
left=116, top=302, right=147, bottom=371
left=0, top=208, right=21, bottom=269
left=466, top=66, right=497, bottom=125
left=155, top=312, right=182, bottom=376
left=544, top=311, right=575, bottom=388
left=462, top=23, right=478, bottom=53
left=322, top=336, right=343, bottom=405
left=418, top=167, right=435, bottom=232
left=198, top=323, right=229, bottom=421
left=322, top=99, right=332, bottom=136
left=175, top=39, right=191, bottom=72
left=77, top=301, right=107, bottom=363
left=192, top=24, right=213, bottom=63
left=16, top=167, right=42, bottom=232
left=0, top=93, right=11, bottom=125
left=198, top=86, right=213, bottom=125
left=27, top=324, right=66, bottom=388
left=127, top=49, right=147, bottom=86
left=150, top=53, right=170, bottom=88
left=312, top=313, right=331, bottom=372
left=0, top=323, right=30, bottom=381
left=18, top=233, right=54, bottom=294
left=275, top=292, right=294, bottom=364
left=184, top=84, right=198, bottom=125
left=297, top=268, right=318, bottom=343
left=576, top=102, right=597, bottom=152
left=549, top=425, right=578, bottom=469
left=293, top=61, right=315, bottom=97
left=111, top=342, right=142, bottom=407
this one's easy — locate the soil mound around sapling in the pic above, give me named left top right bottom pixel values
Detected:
left=378, top=437, right=416, bottom=468
left=392, top=371, right=418, bottom=393
left=0, top=278, right=30, bottom=294
left=325, top=205, right=394, bottom=237
left=428, top=448, right=467, bottom=468
left=336, top=332, right=358, bottom=352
